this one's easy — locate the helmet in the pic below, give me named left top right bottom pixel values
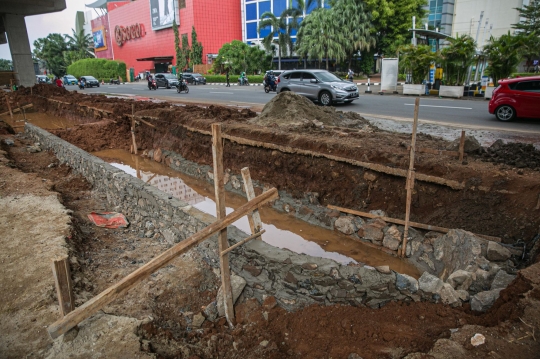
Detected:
left=269, top=70, right=274, bottom=76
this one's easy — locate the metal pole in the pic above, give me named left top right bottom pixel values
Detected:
left=466, top=11, right=484, bottom=89
left=474, top=18, right=489, bottom=82
left=412, top=16, right=416, bottom=46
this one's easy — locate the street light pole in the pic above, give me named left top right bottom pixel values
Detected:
left=465, top=11, right=484, bottom=89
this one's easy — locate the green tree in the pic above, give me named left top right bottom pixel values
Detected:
left=258, top=12, right=291, bottom=70
left=483, top=32, right=522, bottom=86
left=33, top=33, right=69, bottom=76
left=512, top=0, right=540, bottom=35
left=514, top=32, right=540, bottom=72
left=173, top=19, right=185, bottom=75
left=331, top=0, right=376, bottom=69
left=441, top=35, right=476, bottom=85
left=296, top=8, right=346, bottom=70
left=181, top=34, right=190, bottom=70
left=398, top=44, right=438, bottom=83
left=190, top=26, right=203, bottom=65
left=212, top=40, right=270, bottom=74
left=64, top=28, right=94, bottom=65
left=364, top=0, right=427, bottom=56
left=0, top=59, right=12, bottom=71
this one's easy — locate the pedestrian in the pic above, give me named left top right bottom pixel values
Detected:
left=226, top=69, right=230, bottom=87
left=348, top=69, right=354, bottom=82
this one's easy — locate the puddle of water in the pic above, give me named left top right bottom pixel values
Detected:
left=1, top=111, right=79, bottom=133
left=93, top=149, right=420, bottom=277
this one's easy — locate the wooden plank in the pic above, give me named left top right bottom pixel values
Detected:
left=327, top=204, right=501, bottom=242
left=212, top=123, right=235, bottom=328
left=51, top=257, right=75, bottom=317
left=47, top=187, right=278, bottom=339
left=221, top=229, right=266, bottom=256
left=459, top=130, right=466, bottom=161
left=241, top=167, right=263, bottom=235
left=4, top=95, right=13, bottom=118
left=128, top=115, right=156, bottom=128
left=407, top=146, right=463, bottom=157
left=131, top=104, right=138, bottom=155
left=401, top=98, right=420, bottom=257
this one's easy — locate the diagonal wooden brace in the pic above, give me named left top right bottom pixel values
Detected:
left=241, top=167, right=263, bottom=235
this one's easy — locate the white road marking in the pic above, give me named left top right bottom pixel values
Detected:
left=210, top=92, right=234, bottom=94
left=404, top=104, right=472, bottom=110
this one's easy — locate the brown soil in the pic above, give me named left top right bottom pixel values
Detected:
left=2, top=133, right=540, bottom=359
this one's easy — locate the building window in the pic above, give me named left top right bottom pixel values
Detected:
left=246, top=3, right=257, bottom=21
left=247, top=22, right=258, bottom=39
left=259, top=1, right=271, bottom=17
left=273, top=0, right=286, bottom=16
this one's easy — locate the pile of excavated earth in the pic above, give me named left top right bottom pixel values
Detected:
left=0, top=84, right=539, bottom=359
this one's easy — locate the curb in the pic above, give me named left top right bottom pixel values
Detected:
left=355, top=82, right=405, bottom=86
left=208, top=83, right=263, bottom=86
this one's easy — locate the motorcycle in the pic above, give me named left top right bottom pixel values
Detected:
left=238, top=77, right=249, bottom=86
left=110, top=78, right=120, bottom=85
left=264, top=77, right=277, bottom=93
left=176, top=80, right=189, bottom=94
left=148, top=79, right=157, bottom=90
left=78, top=81, right=85, bottom=90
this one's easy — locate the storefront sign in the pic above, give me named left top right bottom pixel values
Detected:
left=150, top=0, right=179, bottom=31
left=92, top=26, right=107, bottom=51
left=115, top=23, right=145, bottom=46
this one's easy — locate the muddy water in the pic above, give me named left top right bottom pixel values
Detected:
left=1, top=111, right=79, bottom=133
left=93, top=149, right=420, bottom=277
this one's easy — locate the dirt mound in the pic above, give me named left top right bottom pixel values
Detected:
left=251, top=91, right=372, bottom=129
left=480, top=139, right=540, bottom=170
left=17, top=83, right=70, bottom=98
left=0, top=120, right=15, bottom=135
left=52, top=119, right=132, bottom=152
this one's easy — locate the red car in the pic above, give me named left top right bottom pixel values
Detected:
left=488, top=76, right=540, bottom=121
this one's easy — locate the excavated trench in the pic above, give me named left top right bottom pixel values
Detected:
left=3, top=85, right=540, bottom=359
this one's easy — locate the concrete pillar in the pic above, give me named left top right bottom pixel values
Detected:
left=3, top=14, right=35, bottom=87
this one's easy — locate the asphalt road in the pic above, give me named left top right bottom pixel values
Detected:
left=66, top=82, right=540, bottom=134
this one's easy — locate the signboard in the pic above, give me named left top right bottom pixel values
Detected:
left=92, top=27, right=107, bottom=52
left=150, top=0, right=179, bottom=31
left=381, top=58, right=398, bottom=92
left=114, top=23, right=145, bottom=46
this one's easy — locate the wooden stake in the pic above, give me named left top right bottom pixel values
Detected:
left=212, top=123, right=235, bottom=328
left=47, top=188, right=278, bottom=339
left=327, top=205, right=501, bottom=242
left=4, top=95, right=13, bottom=118
left=136, top=156, right=141, bottom=179
left=51, top=257, right=75, bottom=317
left=401, top=98, right=420, bottom=257
left=131, top=104, right=137, bottom=155
left=221, top=229, right=266, bottom=256
left=241, top=167, right=263, bottom=235
left=458, top=130, right=466, bottom=162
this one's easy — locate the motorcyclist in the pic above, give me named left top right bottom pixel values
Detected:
left=78, top=77, right=86, bottom=89
left=267, top=71, right=276, bottom=90
left=147, top=74, right=154, bottom=89
left=177, top=73, right=185, bottom=90
left=240, top=71, right=247, bottom=86
left=55, top=77, right=63, bottom=88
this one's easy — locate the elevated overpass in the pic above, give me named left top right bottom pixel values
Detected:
left=0, top=0, right=66, bottom=87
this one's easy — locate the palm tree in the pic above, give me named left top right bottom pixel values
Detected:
left=296, top=8, right=346, bottom=70
left=64, top=29, right=94, bottom=61
left=441, top=35, right=476, bottom=85
left=258, top=12, right=290, bottom=70
left=331, top=0, right=376, bottom=69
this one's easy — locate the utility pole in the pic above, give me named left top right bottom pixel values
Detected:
left=474, top=18, right=489, bottom=82
left=412, top=16, right=416, bottom=46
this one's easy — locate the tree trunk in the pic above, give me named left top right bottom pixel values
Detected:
left=278, top=48, right=281, bottom=70
left=325, top=49, right=329, bottom=71
left=348, top=50, right=353, bottom=69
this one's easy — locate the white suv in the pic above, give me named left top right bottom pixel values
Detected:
left=277, top=69, right=359, bottom=105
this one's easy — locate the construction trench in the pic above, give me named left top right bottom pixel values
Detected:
left=1, top=84, right=540, bottom=359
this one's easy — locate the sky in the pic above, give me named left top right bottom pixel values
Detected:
left=0, top=0, right=89, bottom=60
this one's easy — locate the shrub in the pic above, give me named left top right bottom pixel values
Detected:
left=510, top=72, right=537, bottom=78
left=204, top=75, right=265, bottom=83
left=67, top=58, right=127, bottom=82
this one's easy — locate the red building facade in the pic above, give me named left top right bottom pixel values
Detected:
left=93, top=0, right=242, bottom=74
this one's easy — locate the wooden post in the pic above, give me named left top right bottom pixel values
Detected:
left=458, top=130, right=466, bottom=162
left=136, top=155, right=141, bottom=179
left=241, top=167, right=263, bottom=235
left=5, top=95, right=13, bottom=119
left=221, top=229, right=266, bottom=256
left=401, top=98, right=420, bottom=257
left=131, top=104, right=137, bottom=154
left=47, top=188, right=278, bottom=339
left=212, top=123, right=235, bottom=328
left=51, top=257, right=75, bottom=317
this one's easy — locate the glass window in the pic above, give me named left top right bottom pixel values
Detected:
left=302, top=72, right=316, bottom=80
left=259, top=1, right=271, bottom=17
left=315, top=72, right=341, bottom=82
left=290, top=72, right=302, bottom=80
left=516, top=81, right=540, bottom=92
left=246, top=3, right=257, bottom=20
left=260, top=25, right=271, bottom=38
left=273, top=0, right=286, bottom=16
left=246, top=22, right=258, bottom=39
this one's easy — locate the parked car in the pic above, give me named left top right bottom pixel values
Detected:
left=276, top=69, right=359, bottom=106
left=488, top=76, right=540, bottom=121
left=182, top=73, right=206, bottom=85
left=80, top=76, right=100, bottom=88
left=63, top=74, right=77, bottom=85
left=154, top=73, right=178, bottom=89
left=36, top=75, right=51, bottom=84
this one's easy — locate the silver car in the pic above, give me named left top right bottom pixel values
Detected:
left=277, top=69, right=359, bottom=105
